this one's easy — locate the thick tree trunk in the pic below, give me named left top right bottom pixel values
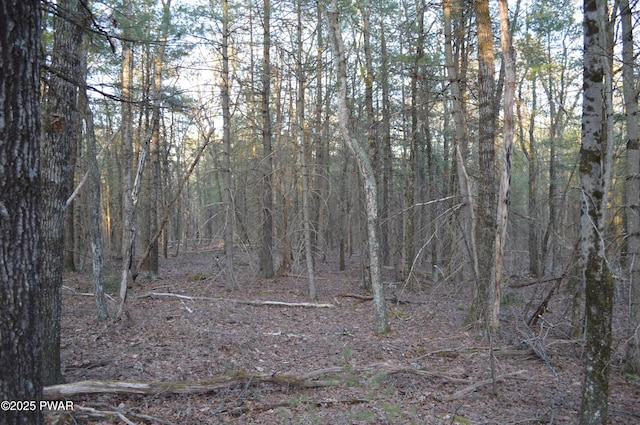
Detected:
left=0, top=1, right=44, bottom=423
left=578, top=0, right=614, bottom=423
left=468, top=0, right=497, bottom=328
left=41, top=0, right=84, bottom=385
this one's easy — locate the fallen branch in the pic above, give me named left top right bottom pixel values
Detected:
left=335, top=293, right=425, bottom=304
left=73, top=405, right=178, bottom=425
left=44, top=362, right=472, bottom=400
left=136, top=291, right=335, bottom=307
left=44, top=370, right=337, bottom=399
left=441, top=370, right=527, bottom=401
left=233, top=299, right=334, bottom=308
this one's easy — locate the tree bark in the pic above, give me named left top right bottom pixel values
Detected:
left=493, top=0, right=516, bottom=330
left=578, top=0, right=614, bottom=422
left=78, top=31, right=108, bottom=320
left=41, top=0, right=84, bottom=385
left=621, top=0, right=640, bottom=375
left=297, top=0, right=316, bottom=299
left=0, top=0, right=44, bottom=422
left=144, top=1, right=172, bottom=280
left=221, top=0, right=235, bottom=290
left=260, top=0, right=275, bottom=278
left=468, top=0, right=497, bottom=328
left=119, top=0, right=135, bottom=315
left=324, top=0, right=389, bottom=334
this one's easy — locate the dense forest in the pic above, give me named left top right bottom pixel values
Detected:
left=1, top=0, right=639, bottom=423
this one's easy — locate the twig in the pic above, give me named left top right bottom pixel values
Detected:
left=75, top=405, right=178, bottom=425
left=441, top=370, right=527, bottom=401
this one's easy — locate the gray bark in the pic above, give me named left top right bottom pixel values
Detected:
left=221, top=0, right=235, bottom=290
left=578, top=0, right=614, bottom=422
left=324, top=0, right=389, bottom=334
left=260, top=0, right=275, bottom=278
left=0, top=0, right=44, bottom=422
left=493, top=0, right=516, bottom=329
left=468, top=0, right=497, bottom=328
left=41, top=0, right=84, bottom=385
left=621, top=0, right=640, bottom=375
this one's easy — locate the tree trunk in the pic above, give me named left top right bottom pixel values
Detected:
left=468, top=0, right=497, bottom=328
left=143, top=0, right=171, bottom=280
left=297, top=0, right=316, bottom=299
left=41, top=0, right=84, bottom=385
left=78, top=25, right=108, bottom=320
left=221, top=0, right=235, bottom=290
left=313, top=0, right=328, bottom=262
left=621, top=0, right=640, bottom=375
left=380, top=23, right=393, bottom=267
left=519, top=74, right=540, bottom=277
left=260, top=0, right=275, bottom=278
left=444, top=0, right=475, bottom=285
left=492, top=0, right=516, bottom=330
left=325, top=0, right=389, bottom=334
left=119, top=0, right=135, bottom=310
left=0, top=1, right=44, bottom=423
left=578, top=0, right=614, bottom=422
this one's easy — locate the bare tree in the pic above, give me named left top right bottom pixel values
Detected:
left=220, top=0, right=236, bottom=290
left=41, top=0, right=84, bottom=385
left=296, top=0, right=316, bottom=299
left=260, top=0, right=275, bottom=278
left=324, top=0, right=389, bottom=334
left=621, top=0, right=640, bottom=375
left=492, top=0, right=516, bottom=329
left=468, top=0, right=497, bottom=329
left=0, top=0, right=44, bottom=422
left=578, top=0, right=614, bottom=422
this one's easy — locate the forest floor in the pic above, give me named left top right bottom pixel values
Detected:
left=51, top=248, right=640, bottom=425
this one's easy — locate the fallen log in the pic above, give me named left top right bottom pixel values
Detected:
left=44, top=371, right=335, bottom=400
left=44, top=362, right=475, bottom=399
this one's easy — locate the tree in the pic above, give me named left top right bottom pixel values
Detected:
left=468, top=0, right=497, bottom=329
left=260, top=0, right=275, bottom=278
left=621, top=0, right=640, bottom=375
left=78, top=21, right=109, bottom=320
left=444, top=0, right=477, bottom=286
left=325, top=0, right=389, bottom=334
left=578, top=0, right=614, bottom=422
left=0, top=0, right=44, bottom=423
left=117, top=0, right=136, bottom=319
left=297, top=0, right=316, bottom=299
left=41, top=0, right=85, bottom=385
left=493, top=0, right=516, bottom=329
left=221, top=0, right=236, bottom=290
